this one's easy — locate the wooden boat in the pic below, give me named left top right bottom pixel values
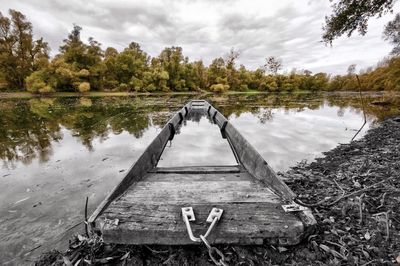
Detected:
left=88, top=100, right=315, bottom=245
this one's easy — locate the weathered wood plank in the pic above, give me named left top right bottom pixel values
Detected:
left=151, top=165, right=242, bottom=174
left=144, top=171, right=249, bottom=182
left=100, top=202, right=304, bottom=245
left=120, top=180, right=280, bottom=204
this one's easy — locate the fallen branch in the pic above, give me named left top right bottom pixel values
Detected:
left=296, top=177, right=392, bottom=208
left=352, top=75, right=367, bottom=141
left=85, top=196, right=89, bottom=237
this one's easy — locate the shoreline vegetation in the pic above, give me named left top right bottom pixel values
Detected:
left=0, top=90, right=399, bottom=99
left=35, top=116, right=400, bottom=265
left=1, top=10, right=400, bottom=96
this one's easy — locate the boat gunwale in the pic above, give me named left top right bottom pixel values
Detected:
left=89, top=100, right=316, bottom=237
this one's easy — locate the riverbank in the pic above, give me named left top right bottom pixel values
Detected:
left=35, top=117, right=400, bottom=265
left=1, top=90, right=392, bottom=99
left=0, top=90, right=275, bottom=99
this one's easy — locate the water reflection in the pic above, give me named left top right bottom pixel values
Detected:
left=159, top=110, right=238, bottom=167
left=0, top=92, right=399, bottom=264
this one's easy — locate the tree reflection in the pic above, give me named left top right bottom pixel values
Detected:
left=0, top=92, right=398, bottom=167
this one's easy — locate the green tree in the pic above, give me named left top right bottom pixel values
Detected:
left=248, top=68, right=266, bottom=90
left=51, top=25, right=105, bottom=92
left=383, top=13, right=400, bottom=55
left=237, top=65, right=251, bottom=91
left=207, top=57, right=227, bottom=89
left=323, top=0, right=397, bottom=43
left=104, top=42, right=149, bottom=91
left=312, top=73, right=330, bottom=91
left=0, top=9, right=49, bottom=89
left=157, top=46, right=187, bottom=91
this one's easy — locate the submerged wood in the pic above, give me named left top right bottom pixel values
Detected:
left=89, top=100, right=315, bottom=245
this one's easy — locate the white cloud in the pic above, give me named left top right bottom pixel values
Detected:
left=0, top=0, right=398, bottom=74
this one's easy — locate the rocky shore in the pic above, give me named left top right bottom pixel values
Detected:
left=36, top=117, right=400, bottom=265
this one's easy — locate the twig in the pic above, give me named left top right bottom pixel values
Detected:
left=324, top=240, right=347, bottom=252
left=352, top=75, right=367, bottom=141
left=378, top=192, right=387, bottom=209
left=66, top=221, right=83, bottom=232
left=325, top=180, right=346, bottom=206
left=85, top=196, right=89, bottom=237
left=163, top=254, right=177, bottom=264
left=384, top=212, right=390, bottom=241
left=361, top=259, right=377, bottom=266
left=358, top=193, right=365, bottom=224
left=295, top=179, right=345, bottom=207
left=145, top=245, right=169, bottom=254
left=24, top=244, right=42, bottom=255
left=340, top=178, right=389, bottom=200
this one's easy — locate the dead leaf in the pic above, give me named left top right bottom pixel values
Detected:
left=319, top=244, right=330, bottom=253
left=74, top=258, right=82, bottom=266
left=63, top=256, right=73, bottom=266
left=94, top=257, right=115, bottom=264
left=364, top=231, right=371, bottom=240
left=278, top=247, right=288, bottom=253
left=120, top=252, right=130, bottom=260
left=78, top=235, right=87, bottom=242
left=362, top=250, right=370, bottom=259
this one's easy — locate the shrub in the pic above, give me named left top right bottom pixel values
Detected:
left=78, top=82, right=90, bottom=93
left=79, top=97, right=92, bottom=107
left=130, top=76, right=143, bottom=91
left=38, top=85, right=54, bottom=94
left=118, top=83, right=129, bottom=91
left=26, top=71, right=54, bottom=93
left=209, top=83, right=229, bottom=93
left=78, top=69, right=90, bottom=78
left=239, top=84, right=249, bottom=91
left=145, top=84, right=157, bottom=92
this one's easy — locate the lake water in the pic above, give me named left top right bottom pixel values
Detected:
left=0, top=92, right=399, bottom=264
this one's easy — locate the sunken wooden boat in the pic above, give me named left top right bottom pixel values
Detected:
left=88, top=100, right=316, bottom=245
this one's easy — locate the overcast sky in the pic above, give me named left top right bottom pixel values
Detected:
left=1, top=0, right=399, bottom=74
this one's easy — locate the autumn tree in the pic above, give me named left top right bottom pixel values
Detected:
left=208, top=57, right=229, bottom=91
left=191, top=60, right=208, bottom=90
left=46, top=25, right=105, bottom=92
left=0, top=9, right=49, bottom=89
left=225, top=48, right=240, bottom=90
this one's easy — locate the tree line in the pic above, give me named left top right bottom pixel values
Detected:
left=0, top=9, right=399, bottom=94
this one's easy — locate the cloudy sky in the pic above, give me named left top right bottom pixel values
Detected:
left=1, top=0, right=399, bottom=74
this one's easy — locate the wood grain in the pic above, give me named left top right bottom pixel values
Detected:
left=92, top=100, right=315, bottom=245
left=100, top=202, right=304, bottom=245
